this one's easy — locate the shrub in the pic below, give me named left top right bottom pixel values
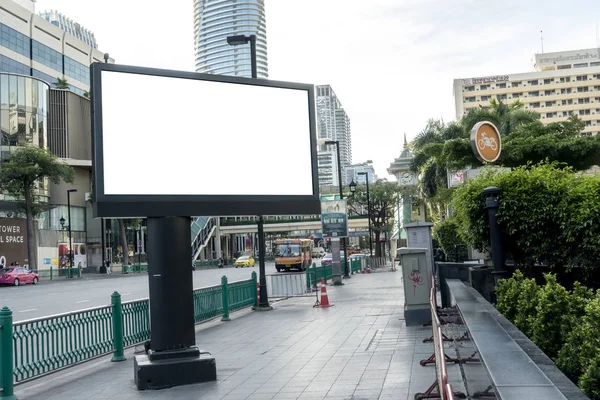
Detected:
left=433, top=218, right=465, bottom=261
left=495, top=270, right=525, bottom=322
left=531, top=274, right=571, bottom=359
left=580, top=354, right=600, bottom=400
left=513, top=277, right=540, bottom=337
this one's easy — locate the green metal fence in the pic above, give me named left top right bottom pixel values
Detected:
left=31, top=267, right=82, bottom=281
left=0, top=273, right=256, bottom=392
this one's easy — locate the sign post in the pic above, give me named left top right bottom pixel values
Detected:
left=321, top=200, right=348, bottom=285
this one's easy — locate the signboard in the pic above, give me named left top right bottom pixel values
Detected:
left=447, top=170, right=466, bottom=187
left=321, top=200, right=348, bottom=238
left=470, top=121, right=501, bottom=163
left=91, top=63, right=320, bottom=218
left=58, top=242, right=87, bottom=268
left=0, top=218, right=28, bottom=266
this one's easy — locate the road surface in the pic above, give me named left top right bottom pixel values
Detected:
left=2, top=263, right=289, bottom=322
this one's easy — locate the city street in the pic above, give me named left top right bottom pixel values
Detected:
left=1, top=262, right=286, bottom=322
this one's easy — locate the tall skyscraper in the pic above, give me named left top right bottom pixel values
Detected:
left=194, top=0, right=268, bottom=78
left=316, top=85, right=352, bottom=187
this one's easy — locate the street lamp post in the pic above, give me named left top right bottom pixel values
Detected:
left=352, top=173, right=373, bottom=256
left=324, top=140, right=350, bottom=279
left=227, top=34, right=272, bottom=309
left=60, top=189, right=77, bottom=277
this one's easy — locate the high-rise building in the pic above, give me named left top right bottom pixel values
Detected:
left=0, top=0, right=113, bottom=96
left=316, top=85, right=352, bottom=188
left=454, top=47, right=600, bottom=136
left=346, top=161, right=377, bottom=185
left=38, top=10, right=98, bottom=49
left=194, top=0, right=268, bottom=78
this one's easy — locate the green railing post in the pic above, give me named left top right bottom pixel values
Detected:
left=77, top=266, right=81, bottom=278
left=0, top=306, right=16, bottom=400
left=111, top=292, right=126, bottom=362
left=251, top=272, right=258, bottom=309
left=50, top=266, right=53, bottom=280
left=221, top=276, right=231, bottom=321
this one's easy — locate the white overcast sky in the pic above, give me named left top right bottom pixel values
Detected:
left=36, top=0, right=600, bottom=179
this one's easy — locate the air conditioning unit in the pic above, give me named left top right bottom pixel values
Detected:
left=85, top=192, right=91, bottom=202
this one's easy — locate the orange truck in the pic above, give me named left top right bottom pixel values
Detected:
left=274, top=239, right=313, bottom=272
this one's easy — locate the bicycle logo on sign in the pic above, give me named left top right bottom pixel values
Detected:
left=477, top=132, right=498, bottom=152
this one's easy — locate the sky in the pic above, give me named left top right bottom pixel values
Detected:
left=35, top=0, right=600, bottom=179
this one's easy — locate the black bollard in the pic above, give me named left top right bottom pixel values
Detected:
left=482, top=187, right=506, bottom=287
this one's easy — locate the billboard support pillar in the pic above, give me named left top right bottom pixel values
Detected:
left=134, top=216, right=216, bottom=390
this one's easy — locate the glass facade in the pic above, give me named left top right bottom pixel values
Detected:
left=38, top=205, right=85, bottom=231
left=0, top=55, right=29, bottom=75
left=0, top=24, right=30, bottom=58
left=32, top=40, right=63, bottom=72
left=64, top=57, right=89, bottom=86
left=194, top=0, right=268, bottom=78
left=0, top=73, right=50, bottom=202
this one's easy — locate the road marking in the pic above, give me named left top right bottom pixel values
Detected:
left=76, top=300, right=89, bottom=304
left=19, top=309, right=37, bottom=313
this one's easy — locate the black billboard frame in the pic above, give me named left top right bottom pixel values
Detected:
left=90, top=62, right=321, bottom=218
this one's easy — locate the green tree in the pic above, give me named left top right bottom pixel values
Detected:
left=54, top=78, right=70, bottom=90
left=118, top=218, right=143, bottom=266
left=432, top=217, right=464, bottom=261
left=347, top=180, right=411, bottom=257
left=0, top=147, right=74, bottom=270
left=461, top=98, right=540, bottom=136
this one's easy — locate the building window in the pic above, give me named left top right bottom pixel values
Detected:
left=575, top=63, right=589, bottom=68
left=546, top=112, right=556, bottom=118
left=32, top=41, right=63, bottom=73
left=580, top=109, right=591, bottom=116
left=578, top=86, right=589, bottom=93
left=512, top=92, right=523, bottom=98
left=586, top=120, right=592, bottom=126
left=560, top=77, right=570, bottom=83
left=0, top=24, right=30, bottom=58
left=38, top=205, right=85, bottom=231
left=578, top=98, right=590, bottom=104
left=543, top=79, right=553, bottom=84
left=544, top=90, right=554, bottom=96
left=531, top=102, right=540, bottom=108
left=464, top=86, right=475, bottom=91
left=480, top=84, right=490, bottom=90
left=530, top=91, right=540, bottom=97
left=481, top=96, right=489, bottom=101
left=591, top=62, right=600, bottom=67
left=561, top=88, right=572, bottom=94
left=497, top=94, right=507, bottom=100
left=511, top=82, right=521, bottom=88
left=0, top=54, right=29, bottom=75
left=64, top=57, right=90, bottom=86
left=577, top=75, right=588, bottom=81
left=557, top=65, right=571, bottom=70
left=497, top=83, right=506, bottom=89
left=464, top=96, right=476, bottom=103
left=545, top=101, right=554, bottom=107
left=594, top=75, right=600, bottom=80
left=528, top=80, right=539, bottom=86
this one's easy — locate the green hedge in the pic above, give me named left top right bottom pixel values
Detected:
left=496, top=271, right=598, bottom=398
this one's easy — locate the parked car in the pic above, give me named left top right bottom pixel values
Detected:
left=321, top=252, right=345, bottom=267
left=234, top=255, right=255, bottom=268
left=0, top=267, right=39, bottom=286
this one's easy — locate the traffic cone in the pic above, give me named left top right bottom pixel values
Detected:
left=317, top=278, right=334, bottom=308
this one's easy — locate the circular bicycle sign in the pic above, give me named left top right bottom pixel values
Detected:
left=470, top=121, right=501, bottom=162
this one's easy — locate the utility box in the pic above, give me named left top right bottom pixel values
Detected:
left=404, top=222, right=434, bottom=277
left=399, top=247, right=432, bottom=326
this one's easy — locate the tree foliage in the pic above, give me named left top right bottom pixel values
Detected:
left=432, top=217, right=464, bottom=261
left=0, top=147, right=74, bottom=270
left=347, top=180, right=413, bottom=256
left=452, top=162, right=600, bottom=277
left=54, top=78, right=70, bottom=90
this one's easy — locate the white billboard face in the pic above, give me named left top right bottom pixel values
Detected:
left=100, top=70, right=313, bottom=196
left=91, top=64, right=320, bottom=218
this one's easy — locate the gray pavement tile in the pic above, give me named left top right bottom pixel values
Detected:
left=351, top=388, right=382, bottom=398
left=246, top=394, right=275, bottom=400
left=296, top=393, right=326, bottom=400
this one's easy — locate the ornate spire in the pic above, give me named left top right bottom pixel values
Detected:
left=403, top=133, right=408, bottom=148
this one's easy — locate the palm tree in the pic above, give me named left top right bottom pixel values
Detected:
left=461, top=98, right=539, bottom=136
left=54, top=78, right=70, bottom=90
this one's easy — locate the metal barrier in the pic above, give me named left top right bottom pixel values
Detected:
left=0, top=273, right=257, bottom=391
left=415, top=286, right=466, bottom=399
left=267, top=272, right=310, bottom=298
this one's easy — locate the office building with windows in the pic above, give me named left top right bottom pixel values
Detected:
left=316, top=85, right=352, bottom=187
left=454, top=47, right=600, bottom=136
left=0, top=0, right=113, bottom=97
left=346, top=161, right=377, bottom=185
left=194, top=0, right=268, bottom=78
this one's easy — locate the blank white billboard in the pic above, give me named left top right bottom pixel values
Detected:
left=100, top=70, right=314, bottom=196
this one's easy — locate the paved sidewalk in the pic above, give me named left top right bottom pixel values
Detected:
left=15, top=268, right=467, bottom=400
